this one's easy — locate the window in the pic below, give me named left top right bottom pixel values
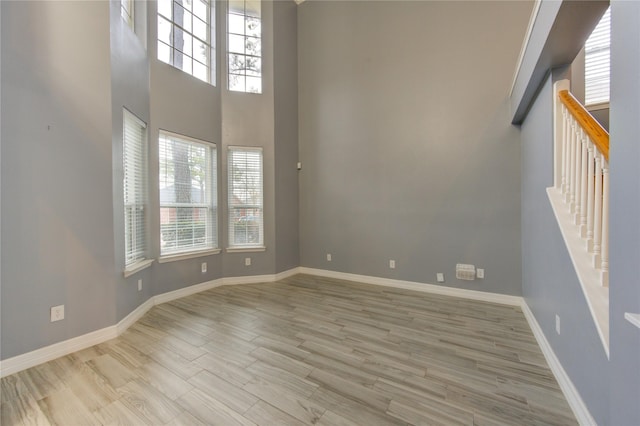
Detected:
left=228, top=147, right=263, bottom=248
left=158, top=0, right=215, bottom=84
left=585, top=7, right=610, bottom=106
left=123, top=109, right=148, bottom=266
left=121, top=0, right=134, bottom=30
left=159, top=132, right=217, bottom=256
left=228, top=0, right=262, bottom=93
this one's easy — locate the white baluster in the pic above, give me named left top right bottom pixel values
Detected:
left=586, top=141, right=595, bottom=247
left=568, top=119, right=577, bottom=207
left=579, top=135, right=589, bottom=235
left=593, top=152, right=603, bottom=267
left=562, top=108, right=569, bottom=194
left=600, top=166, right=609, bottom=287
left=573, top=128, right=583, bottom=222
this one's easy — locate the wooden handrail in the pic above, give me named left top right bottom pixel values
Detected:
left=559, top=90, right=609, bottom=161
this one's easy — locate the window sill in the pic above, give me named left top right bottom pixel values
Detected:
left=124, top=259, right=154, bottom=278
left=625, top=313, right=640, bottom=330
left=158, top=249, right=221, bottom=264
left=586, top=101, right=609, bottom=112
left=226, top=246, right=266, bottom=253
left=547, top=187, right=609, bottom=358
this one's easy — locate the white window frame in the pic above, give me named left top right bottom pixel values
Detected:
left=227, top=0, right=262, bottom=93
left=121, top=0, right=134, bottom=30
left=157, top=0, right=216, bottom=84
left=123, top=109, right=149, bottom=272
left=585, top=7, right=610, bottom=107
left=228, top=146, right=264, bottom=250
left=159, top=131, right=218, bottom=258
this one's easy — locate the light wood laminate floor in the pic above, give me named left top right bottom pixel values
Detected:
left=1, top=274, right=577, bottom=425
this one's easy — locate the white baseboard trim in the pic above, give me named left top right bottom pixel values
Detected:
left=298, top=267, right=523, bottom=306
left=0, top=325, right=118, bottom=378
left=521, top=302, right=596, bottom=426
left=0, top=268, right=300, bottom=378
left=0, top=263, right=591, bottom=426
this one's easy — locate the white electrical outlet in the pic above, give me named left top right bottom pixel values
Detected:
left=326, top=253, right=332, bottom=262
left=137, top=279, right=142, bottom=291
left=437, top=273, right=445, bottom=283
left=201, top=262, right=207, bottom=273
left=556, top=314, right=561, bottom=335
left=51, top=305, right=65, bottom=322
left=477, top=268, right=485, bottom=279
left=245, top=257, right=251, bottom=266
left=389, top=260, right=396, bottom=269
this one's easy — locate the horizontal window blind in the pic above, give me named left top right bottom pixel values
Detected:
left=159, top=131, right=217, bottom=255
left=228, top=147, right=263, bottom=247
left=585, top=7, right=610, bottom=105
left=123, top=109, right=147, bottom=266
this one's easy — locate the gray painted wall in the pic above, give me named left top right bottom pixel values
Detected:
left=298, top=0, right=530, bottom=295
left=519, top=72, right=609, bottom=425
left=273, top=0, right=299, bottom=273
left=147, top=0, right=225, bottom=296
left=1, top=0, right=299, bottom=360
left=518, top=1, right=640, bottom=423
left=608, top=1, right=640, bottom=424
left=1, top=1, right=116, bottom=359
left=110, top=0, right=153, bottom=321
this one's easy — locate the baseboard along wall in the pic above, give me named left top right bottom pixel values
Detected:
left=0, top=266, right=594, bottom=425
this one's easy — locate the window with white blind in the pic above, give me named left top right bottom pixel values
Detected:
left=123, top=109, right=148, bottom=266
left=228, top=147, right=263, bottom=248
left=585, top=7, right=610, bottom=106
left=228, top=0, right=262, bottom=93
left=157, top=0, right=215, bottom=84
left=159, top=131, right=217, bottom=256
left=121, top=0, right=134, bottom=30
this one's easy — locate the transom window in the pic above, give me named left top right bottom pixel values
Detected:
left=228, top=0, right=262, bottom=93
left=585, top=7, right=610, bottom=106
left=121, top=0, right=134, bottom=30
left=228, top=147, right=263, bottom=247
left=159, top=131, right=217, bottom=255
left=158, top=0, right=215, bottom=84
left=123, top=109, right=148, bottom=266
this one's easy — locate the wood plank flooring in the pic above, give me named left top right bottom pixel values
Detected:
left=1, top=274, right=577, bottom=425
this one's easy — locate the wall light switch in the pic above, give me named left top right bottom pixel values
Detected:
left=389, top=260, right=396, bottom=269
left=137, top=279, right=142, bottom=291
left=201, top=262, right=207, bottom=273
left=326, top=253, right=332, bottom=261
left=245, top=257, right=251, bottom=266
left=436, top=273, right=445, bottom=283
left=476, top=268, right=484, bottom=279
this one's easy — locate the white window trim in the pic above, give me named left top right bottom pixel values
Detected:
left=585, top=7, right=610, bottom=106
left=123, top=108, right=148, bottom=269
left=121, top=0, right=134, bottom=30
left=124, top=259, right=154, bottom=278
left=226, top=246, right=266, bottom=253
left=159, top=130, right=218, bottom=257
left=227, top=146, right=264, bottom=249
left=157, top=0, right=215, bottom=84
left=158, top=248, right=221, bottom=264
left=227, top=0, right=262, bottom=93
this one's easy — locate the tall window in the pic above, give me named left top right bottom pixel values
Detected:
left=159, top=131, right=217, bottom=255
left=228, top=0, right=262, bottom=93
left=121, top=0, right=134, bottom=30
left=228, top=147, right=263, bottom=247
left=585, top=7, right=610, bottom=106
left=158, top=0, right=215, bottom=84
left=123, top=109, right=148, bottom=266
